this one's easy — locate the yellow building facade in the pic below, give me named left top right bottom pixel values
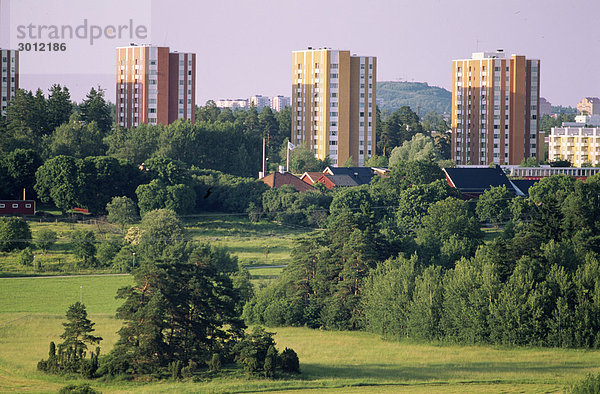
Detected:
left=451, top=50, right=541, bottom=165
left=549, top=127, right=600, bottom=167
left=291, top=48, right=376, bottom=166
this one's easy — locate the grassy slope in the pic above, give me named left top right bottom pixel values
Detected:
left=1, top=275, right=599, bottom=393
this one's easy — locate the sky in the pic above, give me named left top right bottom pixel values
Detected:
left=1, top=0, right=599, bottom=107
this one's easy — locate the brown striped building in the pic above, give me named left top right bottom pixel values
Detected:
left=451, top=50, right=541, bottom=165
left=0, top=49, right=19, bottom=116
left=292, top=48, right=376, bottom=166
left=116, top=45, right=195, bottom=128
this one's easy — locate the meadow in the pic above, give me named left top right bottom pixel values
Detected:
left=1, top=213, right=301, bottom=279
left=0, top=275, right=599, bottom=393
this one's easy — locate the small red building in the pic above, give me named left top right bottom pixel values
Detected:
left=0, top=200, right=36, bottom=215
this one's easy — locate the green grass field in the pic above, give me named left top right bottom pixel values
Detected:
left=1, top=214, right=307, bottom=280
left=0, top=275, right=598, bottom=393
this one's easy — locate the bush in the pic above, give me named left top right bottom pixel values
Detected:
left=0, top=216, right=32, bottom=252
left=571, top=373, right=600, bottom=393
left=280, top=348, right=300, bottom=373
left=58, top=383, right=100, bottom=394
left=17, top=247, right=34, bottom=266
left=208, top=353, right=221, bottom=372
left=96, top=241, right=121, bottom=267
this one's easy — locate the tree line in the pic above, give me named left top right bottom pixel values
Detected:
left=245, top=166, right=600, bottom=349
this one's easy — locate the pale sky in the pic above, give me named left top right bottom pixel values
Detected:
left=1, top=0, right=599, bottom=107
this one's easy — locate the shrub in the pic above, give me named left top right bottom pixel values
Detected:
left=208, top=353, right=221, bottom=372
left=58, top=383, right=100, bottom=394
left=280, top=348, right=300, bottom=373
left=0, top=216, right=32, bottom=252
left=571, top=373, right=600, bottom=393
left=17, top=247, right=34, bottom=266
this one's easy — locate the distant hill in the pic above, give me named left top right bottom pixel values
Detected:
left=377, top=81, right=451, bottom=116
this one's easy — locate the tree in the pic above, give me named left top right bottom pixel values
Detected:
left=105, top=242, right=246, bottom=375
left=106, top=196, right=138, bottom=231
left=0, top=216, right=32, bottom=252
left=60, top=302, right=103, bottom=355
left=476, top=185, right=512, bottom=225
left=288, top=144, right=323, bottom=173
left=417, top=197, right=483, bottom=268
left=72, top=230, right=97, bottom=267
left=4, top=148, right=43, bottom=198
left=362, top=255, right=417, bottom=339
left=36, top=228, right=58, bottom=254
left=389, top=133, right=440, bottom=165
left=46, top=84, right=73, bottom=132
left=38, top=302, right=102, bottom=377
left=35, top=155, right=80, bottom=213
left=78, top=87, right=112, bottom=135
left=46, top=113, right=106, bottom=159
left=364, top=155, right=389, bottom=167
left=390, top=160, right=445, bottom=185
left=377, top=106, right=422, bottom=156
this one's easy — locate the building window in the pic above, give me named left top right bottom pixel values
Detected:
left=25, top=204, right=31, bottom=208
left=0, top=204, right=4, bottom=208
left=12, top=204, right=18, bottom=208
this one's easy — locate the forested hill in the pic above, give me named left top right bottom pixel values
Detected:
left=377, top=81, right=451, bottom=115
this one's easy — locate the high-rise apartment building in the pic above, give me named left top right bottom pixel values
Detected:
left=292, top=48, right=376, bottom=166
left=451, top=50, right=541, bottom=165
left=116, top=44, right=195, bottom=128
left=271, top=95, right=290, bottom=112
left=249, top=95, right=271, bottom=109
left=1, top=49, right=19, bottom=116
left=577, top=97, right=600, bottom=115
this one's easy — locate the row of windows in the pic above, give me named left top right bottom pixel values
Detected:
left=0, top=203, right=32, bottom=209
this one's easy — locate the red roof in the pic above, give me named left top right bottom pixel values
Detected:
left=300, top=172, right=325, bottom=185
left=261, top=172, right=316, bottom=192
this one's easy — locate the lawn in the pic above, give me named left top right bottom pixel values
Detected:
left=0, top=275, right=598, bottom=393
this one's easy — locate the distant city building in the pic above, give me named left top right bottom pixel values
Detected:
left=539, top=97, right=552, bottom=116
left=116, top=44, right=195, bottom=128
left=271, top=95, right=290, bottom=111
left=215, top=99, right=248, bottom=109
left=292, top=47, right=377, bottom=166
left=0, top=49, right=19, bottom=116
left=549, top=127, right=600, bottom=166
left=250, top=95, right=270, bottom=109
left=451, top=50, right=541, bottom=165
left=577, top=97, right=600, bottom=115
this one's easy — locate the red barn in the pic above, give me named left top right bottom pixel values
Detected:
left=0, top=200, right=36, bottom=215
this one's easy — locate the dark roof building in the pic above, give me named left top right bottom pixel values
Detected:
left=260, top=172, right=316, bottom=193
left=442, top=166, right=536, bottom=198
left=323, top=166, right=375, bottom=186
